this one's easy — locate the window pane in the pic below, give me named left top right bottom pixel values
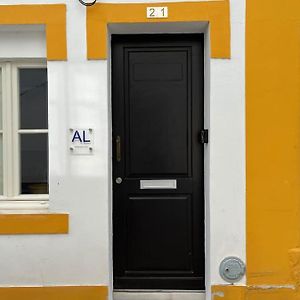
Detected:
left=21, top=134, right=48, bottom=194
left=0, top=134, right=3, bottom=195
left=0, top=70, right=3, bottom=195
left=19, top=68, right=48, bottom=129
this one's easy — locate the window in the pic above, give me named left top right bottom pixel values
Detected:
left=0, top=62, right=48, bottom=201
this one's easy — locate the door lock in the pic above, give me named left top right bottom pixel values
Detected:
left=116, top=177, right=123, bottom=184
left=200, top=129, right=209, bottom=144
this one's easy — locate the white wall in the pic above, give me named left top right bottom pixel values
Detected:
left=0, top=0, right=245, bottom=298
left=209, top=0, right=246, bottom=285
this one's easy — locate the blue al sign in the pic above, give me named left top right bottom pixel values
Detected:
left=72, top=129, right=91, bottom=144
left=70, top=128, right=93, bottom=155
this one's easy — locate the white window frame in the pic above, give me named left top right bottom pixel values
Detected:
left=0, top=60, right=49, bottom=206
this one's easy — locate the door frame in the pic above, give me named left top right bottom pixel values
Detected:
left=107, top=22, right=210, bottom=299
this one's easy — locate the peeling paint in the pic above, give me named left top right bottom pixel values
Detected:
left=212, top=291, right=225, bottom=298
left=212, top=286, right=246, bottom=300
left=248, top=285, right=296, bottom=290
left=289, top=248, right=300, bottom=288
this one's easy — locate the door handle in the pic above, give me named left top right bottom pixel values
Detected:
left=116, top=135, right=121, bottom=162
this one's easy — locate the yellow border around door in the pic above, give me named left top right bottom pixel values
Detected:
left=86, top=0, right=230, bottom=60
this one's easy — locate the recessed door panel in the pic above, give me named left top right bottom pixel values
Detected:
left=126, top=195, right=192, bottom=272
left=127, top=51, right=190, bottom=177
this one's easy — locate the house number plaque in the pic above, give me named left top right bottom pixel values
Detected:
left=147, top=7, right=168, bottom=19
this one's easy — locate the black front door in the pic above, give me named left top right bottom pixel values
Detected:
left=112, top=34, right=205, bottom=290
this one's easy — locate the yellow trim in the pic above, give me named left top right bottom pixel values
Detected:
left=0, top=286, right=108, bottom=300
left=0, top=213, right=69, bottom=234
left=212, top=285, right=246, bottom=300
left=0, top=5, right=67, bottom=61
left=212, top=285, right=300, bottom=300
left=86, top=1, right=230, bottom=60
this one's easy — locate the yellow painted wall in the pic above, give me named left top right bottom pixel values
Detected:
left=246, top=0, right=300, bottom=287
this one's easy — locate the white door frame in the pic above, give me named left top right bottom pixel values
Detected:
left=107, top=22, right=210, bottom=300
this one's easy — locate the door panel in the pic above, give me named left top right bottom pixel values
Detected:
left=127, top=50, right=190, bottom=176
left=126, top=195, right=192, bottom=272
left=112, top=34, right=205, bottom=290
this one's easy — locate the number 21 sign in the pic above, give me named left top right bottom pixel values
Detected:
left=147, top=7, right=168, bottom=19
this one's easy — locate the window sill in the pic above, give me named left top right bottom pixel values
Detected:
left=0, top=194, right=49, bottom=201
left=0, top=213, right=69, bottom=235
left=0, top=200, right=49, bottom=211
